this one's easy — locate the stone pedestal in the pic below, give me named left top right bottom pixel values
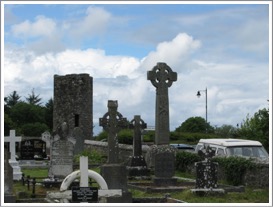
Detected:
left=127, top=156, right=149, bottom=177
left=4, top=148, right=16, bottom=203
left=100, top=164, right=132, bottom=203
left=9, top=160, right=22, bottom=181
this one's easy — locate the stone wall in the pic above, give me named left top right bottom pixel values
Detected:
left=84, top=140, right=150, bottom=164
left=53, top=74, right=93, bottom=140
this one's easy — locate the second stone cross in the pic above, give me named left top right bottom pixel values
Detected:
left=147, top=62, right=177, bottom=145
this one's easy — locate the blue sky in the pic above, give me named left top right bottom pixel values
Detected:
left=2, top=2, right=271, bottom=135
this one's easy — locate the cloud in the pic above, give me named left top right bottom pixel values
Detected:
left=68, top=6, right=111, bottom=38
left=11, top=15, right=57, bottom=38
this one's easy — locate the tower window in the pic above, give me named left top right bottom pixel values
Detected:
left=75, top=114, right=79, bottom=127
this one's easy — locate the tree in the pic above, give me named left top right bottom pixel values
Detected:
left=175, top=116, right=214, bottom=134
left=45, top=98, right=53, bottom=131
left=25, top=88, right=42, bottom=105
left=238, top=108, right=269, bottom=152
left=215, top=124, right=239, bottom=138
left=4, top=91, right=21, bottom=112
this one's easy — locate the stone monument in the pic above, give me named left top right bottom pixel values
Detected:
left=49, top=122, right=75, bottom=178
left=191, top=144, right=225, bottom=195
left=99, top=100, right=132, bottom=202
left=147, top=62, right=177, bottom=186
left=4, top=147, right=16, bottom=203
left=4, top=130, right=22, bottom=180
left=127, top=115, right=149, bottom=177
left=53, top=73, right=93, bottom=150
left=147, top=62, right=177, bottom=145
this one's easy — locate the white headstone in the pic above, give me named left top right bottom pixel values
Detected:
left=4, top=130, right=22, bottom=180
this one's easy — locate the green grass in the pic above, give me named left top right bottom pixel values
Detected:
left=15, top=168, right=269, bottom=203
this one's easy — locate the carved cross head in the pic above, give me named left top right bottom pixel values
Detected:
left=147, top=62, right=177, bottom=88
left=129, top=115, right=147, bottom=130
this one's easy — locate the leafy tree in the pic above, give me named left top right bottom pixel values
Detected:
left=20, top=122, right=49, bottom=136
left=238, top=108, right=269, bottom=152
left=45, top=98, right=53, bottom=131
left=175, top=116, right=214, bottom=134
left=4, top=113, right=15, bottom=136
left=214, top=124, right=239, bottom=138
left=25, top=88, right=42, bottom=105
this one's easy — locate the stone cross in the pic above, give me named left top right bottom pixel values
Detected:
left=129, top=115, right=147, bottom=157
left=147, top=62, right=177, bottom=145
left=4, top=130, right=22, bottom=161
left=99, top=100, right=128, bottom=164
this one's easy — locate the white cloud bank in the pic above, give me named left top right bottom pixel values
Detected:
left=4, top=31, right=268, bottom=135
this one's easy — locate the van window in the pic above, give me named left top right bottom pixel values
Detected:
left=217, top=148, right=225, bottom=156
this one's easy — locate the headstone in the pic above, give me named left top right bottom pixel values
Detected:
left=127, top=115, right=149, bottom=177
left=4, top=130, right=22, bottom=180
left=191, top=145, right=225, bottom=195
left=4, top=147, right=16, bottom=203
left=73, top=127, right=84, bottom=155
left=147, top=62, right=177, bottom=145
left=47, top=156, right=122, bottom=203
left=99, top=100, right=132, bottom=203
left=147, top=63, right=177, bottom=186
left=99, top=100, right=128, bottom=164
left=21, top=139, right=47, bottom=160
left=42, top=131, right=51, bottom=155
left=49, top=122, right=75, bottom=178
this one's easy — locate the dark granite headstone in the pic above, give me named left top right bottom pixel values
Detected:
left=21, top=139, right=46, bottom=160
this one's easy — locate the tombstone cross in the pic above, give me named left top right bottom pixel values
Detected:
left=129, top=115, right=147, bottom=157
left=147, top=62, right=177, bottom=145
left=4, top=130, right=22, bottom=161
left=99, top=100, right=128, bottom=163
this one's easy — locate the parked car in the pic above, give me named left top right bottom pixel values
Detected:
left=195, top=138, right=269, bottom=162
left=170, top=143, right=195, bottom=151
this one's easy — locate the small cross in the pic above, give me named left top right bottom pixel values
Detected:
left=129, top=115, right=147, bottom=157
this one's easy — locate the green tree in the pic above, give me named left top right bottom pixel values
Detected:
left=45, top=98, right=53, bottom=131
left=215, top=124, right=239, bottom=138
left=20, top=122, right=49, bottom=136
left=175, top=116, right=214, bottom=134
left=238, top=108, right=269, bottom=152
left=4, top=91, right=21, bottom=113
left=4, top=113, right=15, bottom=136
left=25, top=88, right=42, bottom=105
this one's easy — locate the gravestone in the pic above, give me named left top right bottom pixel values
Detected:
left=99, top=100, right=132, bottom=203
left=191, top=145, right=225, bottom=195
left=4, top=130, right=22, bottom=180
left=4, top=147, right=16, bottom=203
left=21, top=139, right=46, bottom=160
left=147, top=63, right=177, bottom=186
left=127, top=115, right=149, bottom=177
left=73, top=127, right=84, bottom=155
left=49, top=122, right=75, bottom=178
left=42, top=131, right=51, bottom=155
left=47, top=156, right=122, bottom=203
left=147, top=62, right=177, bottom=145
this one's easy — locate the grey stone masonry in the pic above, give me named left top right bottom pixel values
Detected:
left=4, top=147, right=16, bottom=203
left=99, top=100, right=128, bottom=164
left=53, top=73, right=93, bottom=146
left=147, top=62, right=177, bottom=145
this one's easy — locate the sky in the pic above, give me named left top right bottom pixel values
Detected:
left=2, top=1, right=271, bottom=136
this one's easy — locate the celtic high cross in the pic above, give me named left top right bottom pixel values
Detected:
left=147, top=62, right=177, bottom=145
left=99, top=100, right=128, bottom=164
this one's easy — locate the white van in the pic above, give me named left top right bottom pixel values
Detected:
left=195, top=138, right=269, bottom=162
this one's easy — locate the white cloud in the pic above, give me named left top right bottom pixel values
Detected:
left=11, top=15, right=57, bottom=38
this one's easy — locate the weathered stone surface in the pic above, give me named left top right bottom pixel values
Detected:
left=99, top=100, right=128, bottom=164
left=4, top=147, right=16, bottom=203
left=49, top=122, right=75, bottom=178
left=53, top=73, right=93, bottom=144
left=147, top=62, right=177, bottom=145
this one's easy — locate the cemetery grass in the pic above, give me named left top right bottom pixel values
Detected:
left=14, top=168, right=269, bottom=203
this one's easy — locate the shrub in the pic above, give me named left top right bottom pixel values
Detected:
left=74, top=149, right=106, bottom=164
left=212, top=156, right=255, bottom=186
left=176, top=151, right=202, bottom=172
